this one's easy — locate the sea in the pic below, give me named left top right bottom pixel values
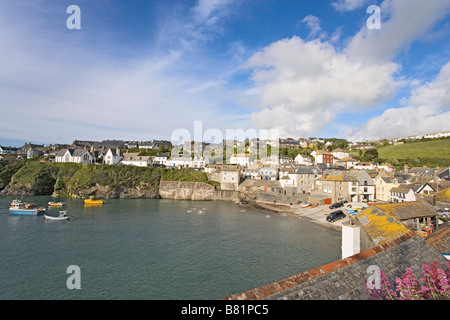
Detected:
left=0, top=195, right=341, bottom=300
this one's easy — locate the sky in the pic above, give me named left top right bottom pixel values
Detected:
left=0, top=0, right=449, bottom=147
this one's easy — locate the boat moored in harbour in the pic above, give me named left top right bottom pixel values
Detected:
left=84, top=197, right=104, bottom=205
left=48, top=201, right=66, bottom=207
left=9, top=200, right=45, bottom=215
left=44, top=211, right=69, bottom=221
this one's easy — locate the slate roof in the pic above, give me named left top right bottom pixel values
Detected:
left=370, top=201, right=438, bottom=220
left=223, top=233, right=448, bottom=300
left=426, top=220, right=450, bottom=254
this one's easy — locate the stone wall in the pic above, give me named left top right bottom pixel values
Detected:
left=159, top=181, right=240, bottom=201
left=256, top=191, right=308, bottom=205
left=159, top=181, right=215, bottom=200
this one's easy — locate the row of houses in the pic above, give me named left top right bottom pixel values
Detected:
left=405, top=131, right=450, bottom=140
left=53, top=148, right=211, bottom=168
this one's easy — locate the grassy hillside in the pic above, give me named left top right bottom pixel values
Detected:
left=377, top=138, right=450, bottom=167
left=3, top=161, right=218, bottom=197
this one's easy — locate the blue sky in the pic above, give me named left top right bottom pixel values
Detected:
left=0, top=0, right=449, bottom=147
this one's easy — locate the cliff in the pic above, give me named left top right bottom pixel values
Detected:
left=1, top=161, right=216, bottom=199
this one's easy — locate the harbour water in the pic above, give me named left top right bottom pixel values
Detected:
left=0, top=195, right=341, bottom=300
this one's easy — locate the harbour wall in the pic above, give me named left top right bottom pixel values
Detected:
left=159, top=181, right=239, bottom=201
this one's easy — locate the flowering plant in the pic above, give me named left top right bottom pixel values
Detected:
left=365, top=261, right=450, bottom=300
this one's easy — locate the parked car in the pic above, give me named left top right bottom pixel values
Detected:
left=326, top=210, right=346, bottom=223
left=329, top=202, right=344, bottom=209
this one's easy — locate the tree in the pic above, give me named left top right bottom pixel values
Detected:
left=363, top=148, right=378, bottom=161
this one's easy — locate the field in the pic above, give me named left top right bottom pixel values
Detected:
left=377, top=138, right=450, bottom=167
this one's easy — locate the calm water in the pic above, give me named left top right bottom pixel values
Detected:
left=0, top=195, right=341, bottom=300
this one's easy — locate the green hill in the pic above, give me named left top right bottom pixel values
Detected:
left=377, top=138, right=450, bottom=168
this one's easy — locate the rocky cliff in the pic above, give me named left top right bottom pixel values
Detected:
left=1, top=161, right=216, bottom=200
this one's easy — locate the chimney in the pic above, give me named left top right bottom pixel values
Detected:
left=341, top=218, right=361, bottom=259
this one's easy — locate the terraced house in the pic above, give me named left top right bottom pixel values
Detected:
left=317, top=170, right=375, bottom=203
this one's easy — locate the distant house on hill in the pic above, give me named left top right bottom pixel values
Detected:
left=294, top=154, right=312, bottom=166
left=103, top=148, right=123, bottom=165
left=55, top=148, right=94, bottom=164
left=311, top=150, right=333, bottom=165
left=0, top=146, right=19, bottom=154
left=92, top=140, right=124, bottom=152
left=120, top=153, right=152, bottom=167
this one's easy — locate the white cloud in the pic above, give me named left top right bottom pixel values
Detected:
left=343, top=62, right=450, bottom=141
left=0, top=1, right=246, bottom=144
left=244, top=0, right=450, bottom=140
left=346, top=0, right=450, bottom=63
left=191, top=0, right=236, bottom=24
left=245, top=36, right=400, bottom=138
left=332, top=0, right=371, bottom=12
left=301, top=15, right=322, bottom=39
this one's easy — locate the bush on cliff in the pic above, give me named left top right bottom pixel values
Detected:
left=4, top=161, right=219, bottom=197
left=66, top=164, right=164, bottom=193
left=0, top=160, right=25, bottom=190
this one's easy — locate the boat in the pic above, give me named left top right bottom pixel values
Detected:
left=9, top=200, right=45, bottom=215
left=48, top=201, right=66, bottom=207
left=44, top=211, right=69, bottom=220
left=84, top=197, right=104, bottom=205
left=307, top=204, right=318, bottom=209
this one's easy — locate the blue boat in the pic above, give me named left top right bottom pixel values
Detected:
left=9, top=200, right=45, bottom=215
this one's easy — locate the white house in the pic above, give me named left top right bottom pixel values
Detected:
left=0, top=146, right=18, bottom=154
left=415, top=183, right=436, bottom=195
left=55, top=148, right=93, bottom=164
left=230, top=153, right=251, bottom=167
left=294, top=154, right=312, bottom=166
left=378, top=163, right=395, bottom=172
left=103, top=148, right=123, bottom=165
left=389, top=184, right=420, bottom=202
left=311, top=150, right=334, bottom=165
left=167, top=155, right=193, bottom=168
left=331, top=149, right=351, bottom=160
left=279, top=174, right=296, bottom=188
left=120, top=153, right=152, bottom=167
left=192, top=156, right=209, bottom=168
left=352, top=162, right=377, bottom=170
left=154, top=154, right=169, bottom=166
left=335, top=157, right=359, bottom=169
left=423, top=133, right=440, bottom=139
left=259, top=166, right=279, bottom=181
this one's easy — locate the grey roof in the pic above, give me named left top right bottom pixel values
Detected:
left=390, top=183, right=422, bottom=194
left=346, top=170, right=374, bottom=185
left=295, top=166, right=322, bottom=175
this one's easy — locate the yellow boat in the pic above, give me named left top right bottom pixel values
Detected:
left=84, top=198, right=104, bottom=205
left=48, top=201, right=65, bottom=207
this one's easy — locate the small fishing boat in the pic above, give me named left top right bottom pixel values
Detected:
left=84, top=197, right=104, bottom=205
left=301, top=204, right=310, bottom=208
left=307, top=204, right=318, bottom=209
left=9, top=200, right=45, bottom=215
left=48, top=201, right=66, bottom=207
left=44, top=211, right=69, bottom=221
